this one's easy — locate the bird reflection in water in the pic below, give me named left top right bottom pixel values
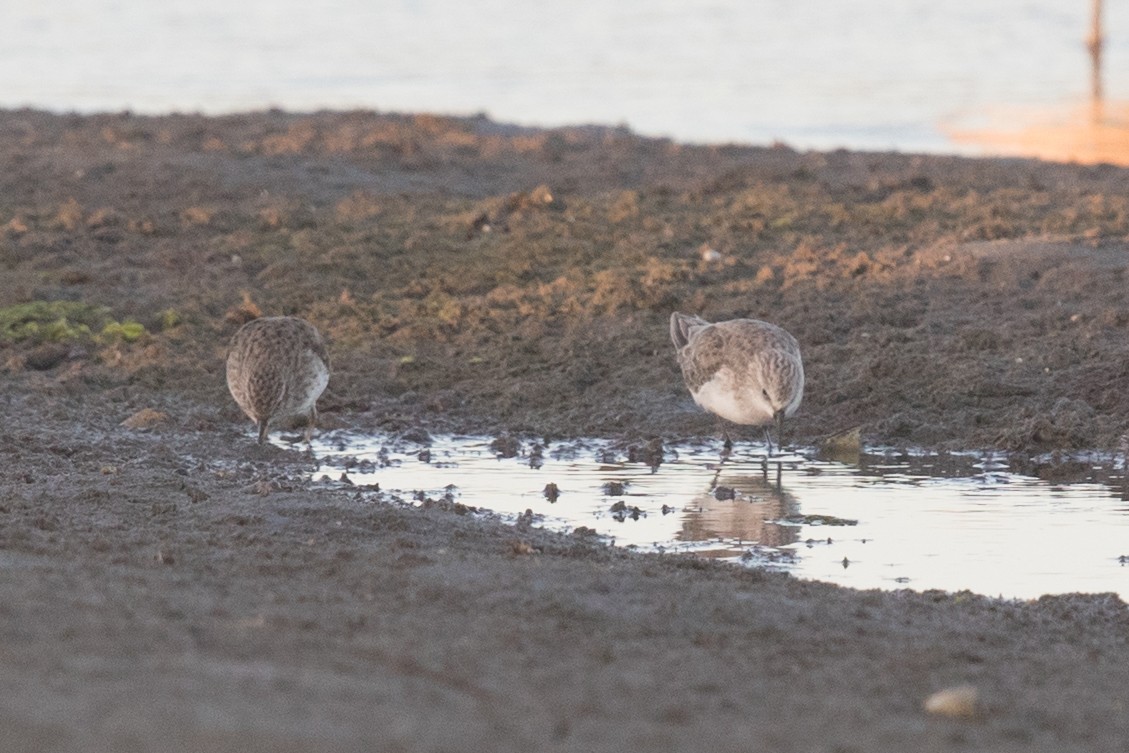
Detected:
left=678, top=465, right=801, bottom=551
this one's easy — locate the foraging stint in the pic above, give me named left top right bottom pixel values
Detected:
left=226, top=316, right=330, bottom=444
left=670, top=312, right=803, bottom=453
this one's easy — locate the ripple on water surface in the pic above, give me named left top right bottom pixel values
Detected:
left=289, top=431, right=1129, bottom=601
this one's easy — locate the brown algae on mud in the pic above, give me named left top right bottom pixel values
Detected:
left=5, top=111, right=1129, bottom=449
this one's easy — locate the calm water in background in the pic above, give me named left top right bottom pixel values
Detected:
left=5, top=0, right=1128, bottom=153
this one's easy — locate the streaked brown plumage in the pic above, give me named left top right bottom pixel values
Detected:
left=226, top=316, right=330, bottom=444
left=670, top=312, right=803, bottom=451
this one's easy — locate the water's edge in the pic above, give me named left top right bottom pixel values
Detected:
left=276, top=431, right=1129, bottom=601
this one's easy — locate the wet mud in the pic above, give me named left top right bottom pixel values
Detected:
left=3, top=109, right=1129, bottom=750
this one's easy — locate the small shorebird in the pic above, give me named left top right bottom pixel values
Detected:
left=670, top=312, right=803, bottom=454
left=226, top=316, right=330, bottom=444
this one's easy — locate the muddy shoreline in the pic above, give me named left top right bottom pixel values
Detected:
left=3, top=109, right=1129, bottom=750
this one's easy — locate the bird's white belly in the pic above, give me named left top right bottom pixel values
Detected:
left=287, top=360, right=330, bottom=416
left=691, top=372, right=773, bottom=426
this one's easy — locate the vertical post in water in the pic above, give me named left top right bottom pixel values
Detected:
left=1087, top=0, right=1104, bottom=124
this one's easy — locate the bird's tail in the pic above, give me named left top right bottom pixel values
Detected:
left=670, top=312, right=708, bottom=349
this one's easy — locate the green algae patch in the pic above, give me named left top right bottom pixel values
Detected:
left=156, top=308, right=182, bottom=331
left=0, top=301, right=111, bottom=343
left=99, top=320, right=147, bottom=343
left=0, top=301, right=148, bottom=345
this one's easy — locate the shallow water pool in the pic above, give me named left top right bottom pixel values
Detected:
left=296, top=432, right=1129, bottom=601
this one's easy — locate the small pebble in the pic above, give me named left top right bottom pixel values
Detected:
left=923, top=685, right=978, bottom=718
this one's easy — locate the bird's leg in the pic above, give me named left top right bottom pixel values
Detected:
left=305, top=406, right=318, bottom=446
left=302, top=408, right=319, bottom=459
left=709, top=463, right=725, bottom=491
left=761, top=411, right=789, bottom=474
left=711, top=421, right=732, bottom=491
left=257, top=419, right=269, bottom=444
left=719, top=422, right=733, bottom=461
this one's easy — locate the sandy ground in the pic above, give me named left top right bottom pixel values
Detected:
left=2, top=109, right=1129, bottom=751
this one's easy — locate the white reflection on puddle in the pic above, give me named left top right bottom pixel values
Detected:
left=298, top=432, right=1129, bottom=601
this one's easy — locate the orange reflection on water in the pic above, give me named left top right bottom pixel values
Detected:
left=948, top=100, right=1129, bottom=166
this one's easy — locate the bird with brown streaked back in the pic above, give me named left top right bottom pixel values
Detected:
left=226, top=316, right=330, bottom=444
left=670, top=312, right=803, bottom=454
